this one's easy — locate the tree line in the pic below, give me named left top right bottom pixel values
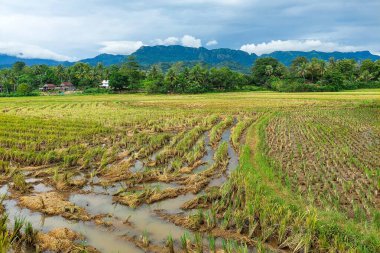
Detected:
left=255, top=57, right=380, bottom=91
left=1, top=56, right=379, bottom=95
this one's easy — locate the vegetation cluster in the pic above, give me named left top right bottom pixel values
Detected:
left=1, top=56, right=380, bottom=96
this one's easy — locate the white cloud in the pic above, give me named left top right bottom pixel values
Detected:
left=0, top=1, right=378, bottom=59
left=99, top=41, right=144, bottom=55
left=152, top=35, right=202, bottom=48
left=240, top=40, right=362, bottom=55
left=206, top=40, right=218, bottom=46
left=181, top=35, right=202, bottom=48
left=0, top=42, right=74, bottom=61
left=153, top=37, right=180, bottom=46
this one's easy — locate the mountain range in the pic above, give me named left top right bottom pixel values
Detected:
left=1, top=45, right=380, bottom=72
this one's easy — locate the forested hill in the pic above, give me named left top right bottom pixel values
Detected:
left=1, top=45, right=380, bottom=70
left=132, top=46, right=257, bottom=66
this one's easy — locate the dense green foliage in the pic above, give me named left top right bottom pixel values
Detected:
left=254, top=57, right=380, bottom=91
left=1, top=54, right=380, bottom=95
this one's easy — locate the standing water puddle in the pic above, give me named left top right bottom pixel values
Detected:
left=0, top=185, right=143, bottom=253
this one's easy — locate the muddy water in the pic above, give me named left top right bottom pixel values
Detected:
left=129, top=160, right=144, bottom=173
left=1, top=185, right=143, bottom=253
left=208, top=126, right=239, bottom=187
left=70, top=191, right=194, bottom=242
left=2, top=124, right=241, bottom=253
left=193, top=130, right=215, bottom=174
left=33, top=183, right=53, bottom=193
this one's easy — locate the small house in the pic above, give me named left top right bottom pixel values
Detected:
left=60, top=82, right=75, bottom=91
left=99, top=80, right=110, bottom=89
left=40, top=84, right=56, bottom=92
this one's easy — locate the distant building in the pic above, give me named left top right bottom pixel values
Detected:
left=40, top=84, right=56, bottom=92
left=60, top=82, right=75, bottom=91
left=100, top=80, right=110, bottom=89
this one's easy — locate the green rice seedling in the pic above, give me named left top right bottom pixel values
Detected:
left=208, top=235, right=216, bottom=253
left=226, top=240, right=239, bottom=253
left=222, top=239, right=227, bottom=252
left=82, top=147, right=105, bottom=169
left=204, top=211, right=215, bottom=229
left=12, top=173, right=29, bottom=193
left=0, top=231, right=11, bottom=253
left=373, top=211, right=380, bottom=230
left=141, top=229, right=150, bottom=247
left=194, top=233, right=203, bottom=253
left=180, top=232, right=189, bottom=253
left=23, top=222, right=37, bottom=245
left=196, top=209, right=204, bottom=226
left=237, top=243, right=248, bottom=253
left=0, top=214, right=8, bottom=233
left=277, top=210, right=291, bottom=244
left=203, top=114, right=219, bottom=128
left=63, top=154, right=80, bottom=168
left=99, top=147, right=119, bottom=169
left=248, top=216, right=258, bottom=238
left=52, top=167, right=59, bottom=183
left=10, top=217, right=25, bottom=243
left=0, top=194, right=6, bottom=207
left=220, top=217, right=229, bottom=230
left=256, top=239, right=265, bottom=253
left=171, top=157, right=182, bottom=171
left=234, top=211, right=244, bottom=234
left=166, top=234, right=174, bottom=253
left=0, top=161, right=9, bottom=173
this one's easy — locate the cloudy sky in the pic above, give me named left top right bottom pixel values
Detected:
left=0, top=0, right=379, bottom=61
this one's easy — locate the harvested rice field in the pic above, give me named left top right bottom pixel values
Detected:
left=0, top=89, right=379, bottom=252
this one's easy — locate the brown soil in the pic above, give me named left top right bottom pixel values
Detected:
left=19, top=192, right=92, bottom=221
left=100, top=159, right=133, bottom=184
left=36, top=228, right=99, bottom=253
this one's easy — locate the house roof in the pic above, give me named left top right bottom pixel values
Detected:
left=61, top=82, right=74, bottom=86
left=44, top=84, right=56, bottom=88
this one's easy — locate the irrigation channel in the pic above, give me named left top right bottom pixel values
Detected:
left=1, top=124, right=241, bottom=252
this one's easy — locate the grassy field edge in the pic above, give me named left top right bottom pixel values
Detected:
left=234, top=112, right=380, bottom=252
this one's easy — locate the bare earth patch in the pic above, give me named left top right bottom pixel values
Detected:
left=37, top=228, right=99, bottom=253
left=19, top=192, right=91, bottom=221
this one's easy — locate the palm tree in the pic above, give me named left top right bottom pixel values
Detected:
left=297, top=63, right=307, bottom=81
left=55, top=65, right=66, bottom=83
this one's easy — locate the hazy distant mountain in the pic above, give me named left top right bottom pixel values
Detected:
left=79, top=54, right=127, bottom=66
left=0, top=54, right=70, bottom=69
left=1, top=46, right=379, bottom=71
